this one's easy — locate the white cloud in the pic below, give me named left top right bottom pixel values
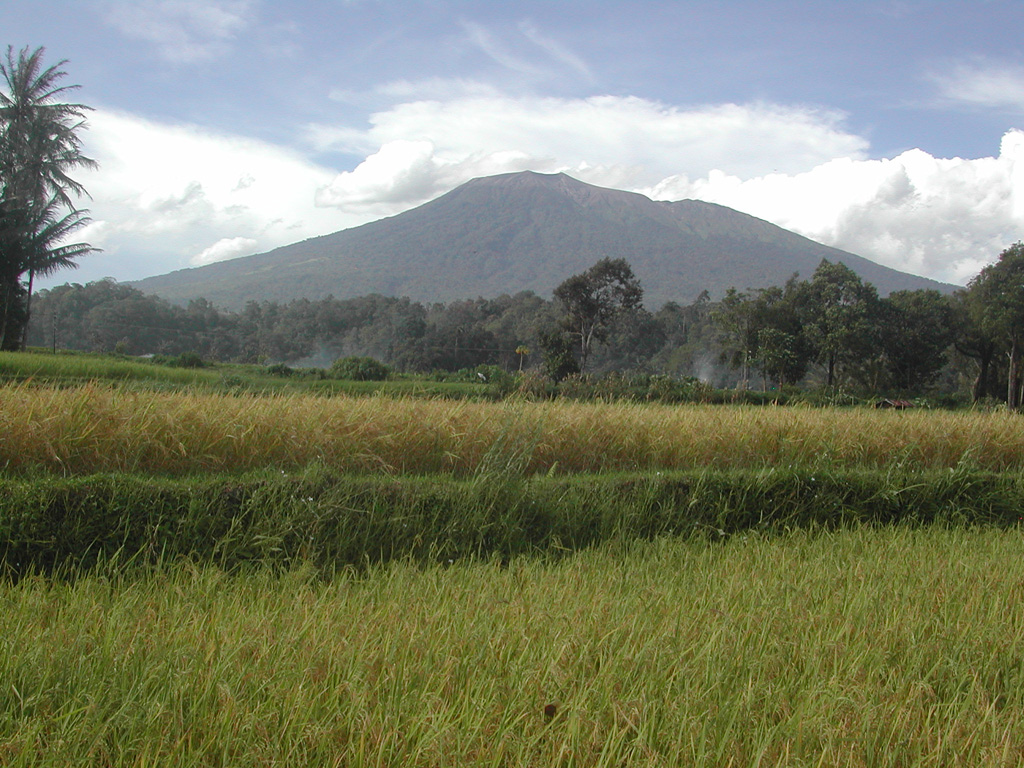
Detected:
left=645, top=131, right=1024, bottom=285
left=371, top=78, right=503, bottom=102
left=45, top=92, right=1024, bottom=292
left=315, top=139, right=536, bottom=211
left=191, top=236, right=258, bottom=266
left=102, top=0, right=257, bottom=63
left=311, top=94, right=868, bottom=210
left=930, top=59, right=1024, bottom=111
left=47, top=108, right=349, bottom=285
left=315, top=140, right=441, bottom=209
left=517, top=21, right=593, bottom=80
left=311, top=89, right=1024, bottom=286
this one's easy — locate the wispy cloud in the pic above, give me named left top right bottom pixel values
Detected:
left=930, top=58, right=1024, bottom=111
left=518, top=21, right=593, bottom=81
left=460, top=20, right=543, bottom=76
left=101, top=0, right=258, bottom=64
left=459, top=19, right=593, bottom=82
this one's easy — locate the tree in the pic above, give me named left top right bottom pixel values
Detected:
left=951, top=289, right=1003, bottom=402
left=877, top=290, right=955, bottom=392
left=712, top=288, right=757, bottom=388
left=537, top=329, right=579, bottom=382
left=712, top=278, right=809, bottom=390
left=798, top=260, right=880, bottom=388
left=553, top=258, right=643, bottom=372
left=0, top=46, right=97, bottom=349
left=966, top=243, right=1024, bottom=409
left=588, top=308, right=666, bottom=373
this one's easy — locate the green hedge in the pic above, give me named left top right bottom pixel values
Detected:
left=0, top=466, right=1019, bottom=577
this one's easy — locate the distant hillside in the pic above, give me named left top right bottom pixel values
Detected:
left=133, top=171, right=957, bottom=309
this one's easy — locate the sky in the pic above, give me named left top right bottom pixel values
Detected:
left=6, top=0, right=1024, bottom=292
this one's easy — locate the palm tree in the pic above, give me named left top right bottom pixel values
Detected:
left=0, top=45, right=97, bottom=349
left=0, top=195, right=96, bottom=348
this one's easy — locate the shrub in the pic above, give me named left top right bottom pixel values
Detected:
left=329, top=356, right=391, bottom=381
left=152, top=351, right=206, bottom=369
left=514, top=371, right=556, bottom=400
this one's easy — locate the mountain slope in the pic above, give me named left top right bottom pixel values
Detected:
left=133, top=171, right=957, bottom=309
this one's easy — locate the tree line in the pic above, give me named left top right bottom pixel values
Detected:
left=23, top=247, right=1024, bottom=405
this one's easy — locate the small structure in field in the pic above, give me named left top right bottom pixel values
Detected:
left=875, top=398, right=914, bottom=410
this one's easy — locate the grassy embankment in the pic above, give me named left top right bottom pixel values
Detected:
left=2, top=382, right=1023, bottom=573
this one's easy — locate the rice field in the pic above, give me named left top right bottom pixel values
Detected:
left=6, top=372, right=1024, bottom=765
left=1, top=383, right=1022, bottom=477
left=3, top=527, right=1024, bottom=767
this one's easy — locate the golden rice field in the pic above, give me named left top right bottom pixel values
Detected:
left=3, top=528, right=1024, bottom=767
left=1, top=383, right=1023, bottom=476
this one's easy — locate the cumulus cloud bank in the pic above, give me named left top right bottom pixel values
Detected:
left=67, top=109, right=345, bottom=282
left=311, top=91, right=1023, bottom=286
left=311, top=93, right=868, bottom=198
left=192, top=236, right=258, bottom=266
left=645, top=131, right=1024, bottom=285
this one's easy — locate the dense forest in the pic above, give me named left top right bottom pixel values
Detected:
left=26, top=248, right=1024, bottom=403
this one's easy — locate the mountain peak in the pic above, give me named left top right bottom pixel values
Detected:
left=132, top=172, right=956, bottom=309
left=459, top=170, right=590, bottom=197
left=466, top=169, right=573, bottom=186
left=455, top=170, right=650, bottom=211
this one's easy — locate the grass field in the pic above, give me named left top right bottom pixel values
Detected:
left=3, top=527, right=1024, bottom=767
left=0, top=349, right=485, bottom=399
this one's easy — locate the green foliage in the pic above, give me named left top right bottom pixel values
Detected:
left=537, top=329, right=579, bottom=382
left=878, top=289, right=956, bottom=392
left=952, top=287, right=1004, bottom=401
left=20, top=257, right=980, bottom=400
left=712, top=279, right=811, bottom=389
left=553, top=257, right=644, bottom=371
left=329, top=355, right=391, bottom=381
left=967, top=242, right=1024, bottom=407
left=799, top=259, right=881, bottom=388
left=0, top=46, right=97, bottom=350
left=152, top=350, right=205, bottom=368
left=265, top=362, right=293, bottom=376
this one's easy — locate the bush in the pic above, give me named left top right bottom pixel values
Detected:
left=514, top=371, right=556, bottom=400
left=329, top=356, right=391, bottom=381
left=151, top=351, right=206, bottom=369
